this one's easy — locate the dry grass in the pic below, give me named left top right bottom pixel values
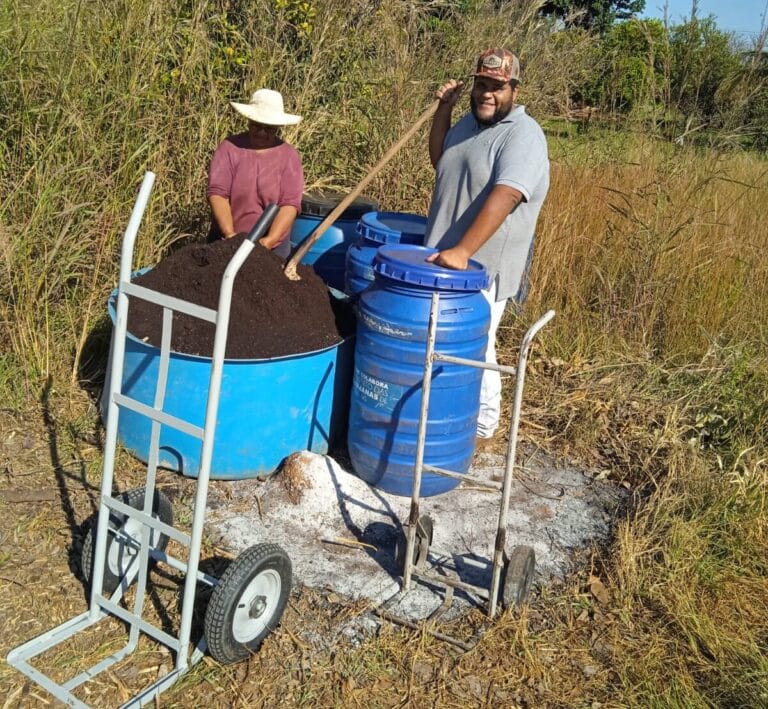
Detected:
left=528, top=134, right=768, bottom=358
left=487, top=135, right=768, bottom=706
left=0, top=0, right=586, bottom=401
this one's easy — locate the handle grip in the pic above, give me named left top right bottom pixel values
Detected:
left=246, top=203, right=280, bottom=243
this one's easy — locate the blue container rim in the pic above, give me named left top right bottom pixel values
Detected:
left=356, top=211, right=428, bottom=245
left=109, top=275, right=353, bottom=363
left=300, top=191, right=378, bottom=220
left=373, top=245, right=489, bottom=291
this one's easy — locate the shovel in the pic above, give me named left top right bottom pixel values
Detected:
left=283, top=99, right=440, bottom=281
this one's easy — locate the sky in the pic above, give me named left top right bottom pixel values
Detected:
left=641, top=0, right=768, bottom=36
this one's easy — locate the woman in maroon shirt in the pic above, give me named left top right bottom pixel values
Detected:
left=207, top=88, right=305, bottom=258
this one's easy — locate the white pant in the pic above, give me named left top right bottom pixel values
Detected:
left=477, top=283, right=508, bottom=438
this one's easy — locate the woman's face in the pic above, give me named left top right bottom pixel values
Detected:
left=248, top=120, right=280, bottom=149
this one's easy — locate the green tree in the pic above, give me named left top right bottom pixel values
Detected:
left=669, top=15, right=741, bottom=124
left=715, top=47, right=768, bottom=150
left=745, top=51, right=768, bottom=149
left=540, top=0, right=646, bottom=36
left=577, top=18, right=667, bottom=112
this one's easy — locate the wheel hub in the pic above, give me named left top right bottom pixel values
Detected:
left=249, top=595, right=267, bottom=619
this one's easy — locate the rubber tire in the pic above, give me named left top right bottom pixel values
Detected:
left=204, top=543, right=292, bottom=665
left=81, top=487, right=173, bottom=595
left=417, top=514, right=434, bottom=547
left=394, top=514, right=434, bottom=573
left=502, top=545, right=536, bottom=609
left=393, top=531, right=407, bottom=573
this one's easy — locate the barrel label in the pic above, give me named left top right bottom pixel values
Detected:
left=353, top=369, right=398, bottom=407
left=359, top=310, right=413, bottom=338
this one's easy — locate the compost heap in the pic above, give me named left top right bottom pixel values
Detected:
left=127, top=234, right=352, bottom=359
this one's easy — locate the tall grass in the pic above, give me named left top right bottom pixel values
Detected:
left=1, top=0, right=767, bottom=704
left=1, top=0, right=573, bottom=401
left=528, top=130, right=768, bottom=357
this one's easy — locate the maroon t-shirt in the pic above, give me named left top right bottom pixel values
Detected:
left=207, top=133, right=304, bottom=254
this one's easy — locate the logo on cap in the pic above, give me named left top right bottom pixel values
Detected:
left=481, top=55, right=503, bottom=70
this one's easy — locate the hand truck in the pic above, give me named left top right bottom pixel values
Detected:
left=7, top=172, right=292, bottom=707
left=400, top=293, right=554, bottom=617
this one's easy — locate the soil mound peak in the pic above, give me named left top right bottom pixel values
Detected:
left=127, top=235, right=351, bottom=359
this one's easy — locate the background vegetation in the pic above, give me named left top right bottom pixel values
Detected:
left=1, top=0, right=766, bottom=705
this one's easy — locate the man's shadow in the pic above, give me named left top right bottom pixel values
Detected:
left=40, top=376, right=101, bottom=586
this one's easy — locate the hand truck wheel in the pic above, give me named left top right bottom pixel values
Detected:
left=394, top=514, right=434, bottom=573
left=501, top=545, right=536, bottom=609
left=204, top=543, right=292, bottom=665
left=81, top=487, right=173, bottom=595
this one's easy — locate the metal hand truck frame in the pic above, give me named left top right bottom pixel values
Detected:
left=7, top=172, right=292, bottom=707
left=401, top=293, right=554, bottom=617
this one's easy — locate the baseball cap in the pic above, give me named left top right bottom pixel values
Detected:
left=473, top=48, right=521, bottom=83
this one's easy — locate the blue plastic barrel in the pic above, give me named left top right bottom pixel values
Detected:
left=348, top=245, right=490, bottom=496
left=103, top=288, right=354, bottom=480
left=345, top=211, right=427, bottom=297
left=289, top=192, right=378, bottom=291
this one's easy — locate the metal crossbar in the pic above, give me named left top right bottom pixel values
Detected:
left=103, top=496, right=191, bottom=545
left=112, top=394, right=205, bottom=439
left=421, top=463, right=503, bottom=490
left=121, top=282, right=218, bottom=323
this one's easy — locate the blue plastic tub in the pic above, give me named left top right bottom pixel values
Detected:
left=345, top=211, right=427, bottom=297
left=103, top=288, right=354, bottom=480
left=289, top=192, right=378, bottom=291
left=348, top=245, right=490, bottom=496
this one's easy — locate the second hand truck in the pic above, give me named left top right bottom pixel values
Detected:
left=397, top=293, right=555, bottom=626
left=7, top=172, right=292, bottom=707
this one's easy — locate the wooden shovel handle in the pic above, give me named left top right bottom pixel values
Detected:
left=284, top=99, right=440, bottom=280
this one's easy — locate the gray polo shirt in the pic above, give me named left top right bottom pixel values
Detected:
left=425, top=105, right=549, bottom=301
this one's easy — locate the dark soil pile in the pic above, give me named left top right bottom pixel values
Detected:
left=127, top=235, right=352, bottom=359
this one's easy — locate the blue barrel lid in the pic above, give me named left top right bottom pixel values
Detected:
left=373, top=245, right=490, bottom=291
left=357, top=211, right=428, bottom=245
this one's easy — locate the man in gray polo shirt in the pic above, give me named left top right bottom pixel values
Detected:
left=425, top=48, right=550, bottom=441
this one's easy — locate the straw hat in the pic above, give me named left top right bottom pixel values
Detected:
left=230, top=88, right=302, bottom=126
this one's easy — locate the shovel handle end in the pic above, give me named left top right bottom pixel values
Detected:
left=284, top=262, right=301, bottom=281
